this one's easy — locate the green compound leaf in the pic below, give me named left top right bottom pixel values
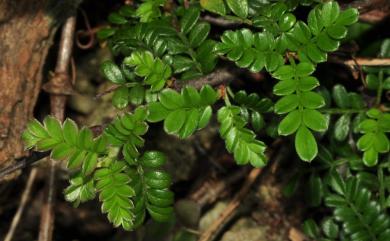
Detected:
left=104, top=107, right=149, bottom=158
left=356, top=110, right=390, bottom=166
left=95, top=161, right=136, bottom=230
left=147, top=85, right=218, bottom=138
left=325, top=175, right=390, bottom=240
left=233, top=90, right=272, bottom=132
left=22, top=117, right=106, bottom=175
left=295, top=125, right=318, bottom=162
left=286, top=1, right=358, bottom=64
left=217, top=106, right=267, bottom=167
left=125, top=151, right=174, bottom=225
left=272, top=62, right=326, bottom=162
left=215, top=29, right=283, bottom=72
left=124, top=51, right=172, bottom=91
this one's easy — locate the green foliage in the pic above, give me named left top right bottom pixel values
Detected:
left=329, top=84, right=366, bottom=141
left=200, top=0, right=249, bottom=18
left=135, top=0, right=166, bottom=23
left=95, top=161, right=136, bottom=230
left=286, top=2, right=358, bottom=63
left=217, top=106, right=267, bottom=167
left=272, top=61, right=327, bottom=161
left=23, top=117, right=106, bottom=174
left=23, top=110, right=173, bottom=231
left=24, top=1, right=390, bottom=237
left=303, top=173, right=390, bottom=241
left=233, top=90, right=273, bottom=132
left=215, top=29, right=284, bottom=72
left=124, top=50, right=172, bottom=91
left=325, top=173, right=390, bottom=241
left=147, top=85, right=218, bottom=138
left=95, top=151, right=173, bottom=231
left=104, top=106, right=149, bottom=158
left=357, top=109, right=390, bottom=166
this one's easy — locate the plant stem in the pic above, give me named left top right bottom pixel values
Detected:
left=226, top=86, right=235, bottom=99
left=378, top=166, right=386, bottom=208
left=223, top=89, right=232, bottom=106
left=320, top=108, right=366, bottom=114
left=376, top=70, right=384, bottom=106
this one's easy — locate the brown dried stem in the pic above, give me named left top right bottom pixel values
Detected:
left=38, top=14, right=77, bottom=241
left=4, top=168, right=38, bottom=241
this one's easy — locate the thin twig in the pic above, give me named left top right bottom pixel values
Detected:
left=202, top=15, right=241, bottom=27
left=76, top=8, right=95, bottom=50
left=197, top=168, right=263, bottom=241
left=0, top=151, right=49, bottom=180
left=3, top=168, right=38, bottom=241
left=189, top=167, right=249, bottom=208
left=340, top=0, right=390, bottom=14
left=174, top=68, right=236, bottom=90
left=95, top=84, right=120, bottom=99
left=39, top=14, right=77, bottom=241
left=343, top=57, right=390, bottom=66
left=197, top=140, right=283, bottom=241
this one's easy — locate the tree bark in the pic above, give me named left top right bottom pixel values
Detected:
left=0, top=0, right=79, bottom=176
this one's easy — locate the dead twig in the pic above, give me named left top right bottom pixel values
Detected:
left=197, top=140, right=283, bottom=241
left=189, top=167, right=249, bottom=208
left=343, top=57, right=390, bottom=66
left=340, top=0, right=390, bottom=14
left=76, top=9, right=96, bottom=50
left=0, top=151, right=49, bottom=180
left=174, top=68, right=236, bottom=90
left=39, top=14, right=77, bottom=241
left=96, top=68, right=237, bottom=98
left=203, top=15, right=241, bottom=27
left=197, top=168, right=263, bottom=241
left=3, top=168, right=38, bottom=241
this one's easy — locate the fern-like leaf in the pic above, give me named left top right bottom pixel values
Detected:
left=356, top=109, right=390, bottom=166
left=147, top=85, right=218, bottom=138
left=217, top=106, right=267, bottom=167
left=95, top=161, right=136, bottom=230
left=215, top=29, right=284, bottom=72
left=272, top=62, right=328, bottom=161
left=104, top=106, right=149, bottom=158
left=326, top=173, right=390, bottom=241
left=23, top=117, right=106, bottom=175
left=233, top=90, right=273, bottom=131
left=124, top=51, right=172, bottom=91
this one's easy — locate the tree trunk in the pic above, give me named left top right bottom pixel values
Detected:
left=0, top=0, right=79, bottom=177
